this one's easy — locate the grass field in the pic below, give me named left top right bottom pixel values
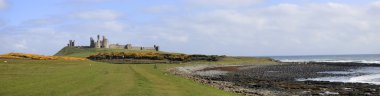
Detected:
left=1, top=47, right=277, bottom=96
left=0, top=59, right=242, bottom=96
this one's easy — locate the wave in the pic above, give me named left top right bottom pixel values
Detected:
left=298, top=67, right=380, bottom=85
left=279, top=59, right=380, bottom=64
left=349, top=74, right=380, bottom=85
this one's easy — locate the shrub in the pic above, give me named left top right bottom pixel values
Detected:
left=87, top=52, right=225, bottom=62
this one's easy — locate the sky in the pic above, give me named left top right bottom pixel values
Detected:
left=0, top=0, right=380, bottom=56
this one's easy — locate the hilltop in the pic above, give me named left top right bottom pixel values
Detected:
left=54, top=47, right=172, bottom=58
left=54, top=47, right=225, bottom=64
left=54, top=47, right=276, bottom=64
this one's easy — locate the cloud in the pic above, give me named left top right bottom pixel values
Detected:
left=145, top=5, right=177, bottom=13
left=13, top=40, right=27, bottom=50
left=0, top=0, right=7, bottom=10
left=158, top=32, right=188, bottom=43
left=69, top=21, right=127, bottom=33
left=72, top=9, right=121, bottom=21
left=70, top=0, right=110, bottom=2
left=0, top=27, right=72, bottom=55
left=0, top=9, right=129, bottom=55
left=136, top=2, right=380, bottom=56
left=2, top=1, right=380, bottom=56
left=22, top=17, right=64, bottom=27
left=66, top=9, right=128, bottom=33
left=188, top=0, right=263, bottom=7
left=66, top=0, right=129, bottom=4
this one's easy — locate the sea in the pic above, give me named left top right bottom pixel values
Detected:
left=269, top=54, right=380, bottom=85
left=270, top=54, right=380, bottom=64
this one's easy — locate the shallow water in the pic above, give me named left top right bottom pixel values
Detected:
left=297, top=67, right=380, bottom=85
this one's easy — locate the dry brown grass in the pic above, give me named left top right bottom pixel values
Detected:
left=0, top=53, right=86, bottom=60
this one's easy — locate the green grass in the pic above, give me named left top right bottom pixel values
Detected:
left=0, top=59, right=240, bottom=96
left=1, top=47, right=277, bottom=96
left=54, top=47, right=175, bottom=58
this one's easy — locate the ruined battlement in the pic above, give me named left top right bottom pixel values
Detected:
left=67, top=35, right=159, bottom=51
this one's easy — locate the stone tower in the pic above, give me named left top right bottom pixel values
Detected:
left=67, top=40, right=75, bottom=47
left=102, top=36, right=109, bottom=48
left=154, top=45, right=159, bottom=51
left=153, top=45, right=160, bottom=51
left=90, top=37, right=95, bottom=48
left=125, top=44, right=132, bottom=49
left=95, top=35, right=101, bottom=48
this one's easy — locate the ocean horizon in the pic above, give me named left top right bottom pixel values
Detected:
left=269, top=54, right=380, bottom=64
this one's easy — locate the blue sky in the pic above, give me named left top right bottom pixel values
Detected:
left=1, top=0, right=380, bottom=56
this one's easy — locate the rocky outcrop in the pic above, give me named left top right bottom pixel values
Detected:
left=170, top=63, right=380, bottom=96
left=169, top=65, right=286, bottom=96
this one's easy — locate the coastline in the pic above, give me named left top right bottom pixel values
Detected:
left=170, top=62, right=380, bottom=96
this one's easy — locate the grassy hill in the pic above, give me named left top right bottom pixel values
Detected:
left=54, top=47, right=173, bottom=58
left=54, top=47, right=277, bottom=64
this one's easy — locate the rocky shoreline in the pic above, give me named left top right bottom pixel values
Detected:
left=169, top=63, right=380, bottom=96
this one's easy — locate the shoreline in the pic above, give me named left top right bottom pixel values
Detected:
left=169, top=64, right=279, bottom=96
left=170, top=62, right=380, bottom=95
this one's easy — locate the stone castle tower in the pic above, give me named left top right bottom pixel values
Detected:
left=102, top=36, right=109, bottom=48
left=67, top=40, right=75, bottom=47
left=93, top=35, right=108, bottom=48
left=90, top=37, right=95, bottom=48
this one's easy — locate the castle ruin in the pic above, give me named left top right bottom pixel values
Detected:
left=90, top=35, right=109, bottom=48
left=67, top=40, right=75, bottom=47
left=67, top=35, right=159, bottom=51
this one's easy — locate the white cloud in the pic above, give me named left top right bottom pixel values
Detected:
left=145, top=5, right=176, bottom=13
left=2, top=1, right=380, bottom=56
left=70, top=0, right=109, bottom=2
left=158, top=32, right=188, bottom=43
left=189, top=0, right=263, bottom=7
left=138, top=2, right=380, bottom=56
left=266, top=4, right=300, bottom=15
left=13, top=40, right=27, bottom=50
left=0, top=9, right=128, bottom=55
left=66, top=0, right=129, bottom=4
left=22, top=17, right=63, bottom=27
left=0, top=0, right=7, bottom=10
left=72, top=10, right=121, bottom=21
left=103, top=21, right=125, bottom=32
left=73, top=21, right=126, bottom=32
left=0, top=27, right=72, bottom=55
left=371, top=1, right=380, bottom=7
left=66, top=9, right=128, bottom=33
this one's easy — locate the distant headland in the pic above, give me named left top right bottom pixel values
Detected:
left=67, top=35, right=159, bottom=51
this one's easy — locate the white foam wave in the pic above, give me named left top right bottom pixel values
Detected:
left=297, top=67, right=380, bottom=85
left=279, top=59, right=380, bottom=64
left=317, top=71, right=355, bottom=75
left=349, top=74, right=380, bottom=85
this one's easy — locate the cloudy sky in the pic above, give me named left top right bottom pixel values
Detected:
left=0, top=0, right=380, bottom=56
